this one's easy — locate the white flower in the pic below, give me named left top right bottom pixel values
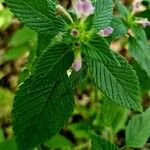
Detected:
left=74, top=0, right=95, bottom=19
left=98, top=27, right=113, bottom=37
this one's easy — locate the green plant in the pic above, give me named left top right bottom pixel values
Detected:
left=2, top=0, right=150, bottom=149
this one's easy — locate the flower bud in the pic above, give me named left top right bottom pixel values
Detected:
left=74, top=0, right=95, bottom=19
left=71, top=28, right=79, bottom=37
left=98, top=27, right=113, bottom=37
left=72, top=53, right=82, bottom=72
left=137, top=18, right=150, bottom=28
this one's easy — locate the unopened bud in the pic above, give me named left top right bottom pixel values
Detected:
left=71, top=28, right=79, bottom=37
left=72, top=58, right=82, bottom=72
left=56, top=5, right=73, bottom=23
left=72, top=53, right=82, bottom=72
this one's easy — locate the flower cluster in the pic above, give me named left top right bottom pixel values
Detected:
left=71, top=0, right=114, bottom=71
left=56, top=0, right=113, bottom=72
left=131, top=0, right=150, bottom=28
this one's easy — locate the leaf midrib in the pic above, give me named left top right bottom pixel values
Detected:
left=19, top=80, right=57, bottom=143
left=101, top=62, right=140, bottom=107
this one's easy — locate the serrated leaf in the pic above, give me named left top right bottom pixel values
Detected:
left=131, top=60, right=150, bottom=91
left=36, top=33, right=51, bottom=57
left=36, top=31, right=63, bottom=57
left=91, top=132, right=119, bottom=150
left=129, top=37, right=150, bottom=78
left=13, top=76, right=74, bottom=149
left=83, top=35, right=117, bottom=64
left=5, top=0, right=66, bottom=34
left=34, top=43, right=74, bottom=79
left=93, top=0, right=113, bottom=30
left=86, top=52, right=141, bottom=111
left=126, top=108, right=150, bottom=148
left=13, top=43, right=74, bottom=149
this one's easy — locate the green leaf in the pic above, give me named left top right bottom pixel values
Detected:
left=44, top=134, right=73, bottom=149
left=67, top=122, right=90, bottom=139
left=13, top=43, right=74, bottom=149
left=86, top=52, right=142, bottom=111
left=5, top=0, right=66, bottom=34
left=83, top=35, right=117, bottom=63
left=34, top=43, right=74, bottom=78
left=110, top=17, right=128, bottom=39
left=0, top=8, right=13, bottom=30
left=131, top=25, right=147, bottom=43
left=93, top=0, right=113, bottom=30
left=114, top=0, right=129, bottom=17
left=131, top=60, right=150, bottom=91
left=129, top=37, right=150, bottom=78
left=101, top=101, right=128, bottom=132
left=126, top=107, right=150, bottom=148
left=91, top=132, right=119, bottom=150
left=3, top=45, right=28, bottom=62
left=0, top=87, right=14, bottom=106
left=36, top=33, right=51, bottom=57
left=8, top=27, right=37, bottom=47
left=0, top=129, right=5, bottom=143
left=36, top=32, right=68, bottom=57
left=0, top=139, right=18, bottom=150
left=13, top=76, right=74, bottom=149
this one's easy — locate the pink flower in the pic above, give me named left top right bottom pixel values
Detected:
left=98, top=27, right=113, bottom=37
left=137, top=18, right=150, bottom=27
left=132, top=0, right=141, bottom=12
left=74, top=0, right=95, bottom=19
left=72, top=56, right=82, bottom=72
